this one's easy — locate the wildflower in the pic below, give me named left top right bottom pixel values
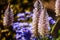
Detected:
left=32, top=0, right=43, bottom=38
left=23, top=22, right=29, bottom=27
left=55, top=0, right=60, bottom=16
left=38, top=8, right=50, bottom=37
left=3, top=4, right=14, bottom=26
left=17, top=18, right=26, bottom=21
left=16, top=33, right=22, bottom=40
left=17, top=13, right=26, bottom=21
left=17, top=13, right=25, bottom=18
left=22, top=27, right=32, bottom=40
left=48, top=17, right=56, bottom=24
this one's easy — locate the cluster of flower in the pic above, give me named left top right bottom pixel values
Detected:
left=12, top=12, right=34, bottom=40
left=12, top=11, right=56, bottom=40
left=17, top=12, right=33, bottom=21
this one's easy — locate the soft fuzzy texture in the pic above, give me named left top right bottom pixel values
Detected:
left=55, top=0, right=60, bottom=16
left=32, top=0, right=50, bottom=37
left=32, top=0, right=43, bottom=37
left=38, top=8, right=50, bottom=37
left=3, top=4, right=14, bottom=26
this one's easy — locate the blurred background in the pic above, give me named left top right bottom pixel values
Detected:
left=0, top=0, right=60, bottom=40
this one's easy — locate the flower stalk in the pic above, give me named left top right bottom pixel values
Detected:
left=55, top=0, right=60, bottom=16
left=3, top=4, right=14, bottom=26
left=32, top=0, right=43, bottom=38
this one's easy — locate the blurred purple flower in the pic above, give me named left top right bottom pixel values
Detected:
left=22, top=27, right=32, bottom=40
left=48, top=17, right=56, bottom=24
left=16, top=33, right=22, bottom=40
left=19, top=23, right=24, bottom=27
left=17, top=18, right=26, bottom=21
left=16, top=29, right=23, bottom=34
left=23, top=22, right=29, bottom=27
left=16, top=26, right=32, bottom=40
left=17, top=13, right=26, bottom=21
left=50, top=20, right=56, bottom=24
left=17, top=13, right=25, bottom=18
left=26, top=15, right=31, bottom=18
left=30, top=13, right=33, bottom=17
left=29, top=23, right=32, bottom=27
left=12, top=22, right=20, bottom=30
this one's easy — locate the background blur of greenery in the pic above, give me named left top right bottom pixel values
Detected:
left=0, top=0, right=56, bottom=23
left=0, top=0, right=60, bottom=40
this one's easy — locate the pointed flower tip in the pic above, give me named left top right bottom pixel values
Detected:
left=3, top=5, right=14, bottom=26
left=34, top=0, right=43, bottom=9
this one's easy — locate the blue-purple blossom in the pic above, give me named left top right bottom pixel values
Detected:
left=26, top=15, right=31, bottom=18
left=16, top=33, right=22, bottom=40
left=12, top=22, right=20, bottom=30
left=19, top=23, right=24, bottom=27
left=16, top=29, right=22, bottom=33
left=17, top=13, right=25, bottom=18
left=17, top=18, right=26, bottom=21
left=48, top=35, right=53, bottom=40
left=48, top=17, right=56, bottom=24
left=29, top=23, right=32, bottom=27
left=17, top=13, right=26, bottom=21
left=22, top=27, right=32, bottom=40
left=30, top=13, right=33, bottom=17
left=15, top=27, right=32, bottom=40
left=23, top=22, right=29, bottom=27
left=12, top=22, right=33, bottom=40
left=49, top=20, right=56, bottom=24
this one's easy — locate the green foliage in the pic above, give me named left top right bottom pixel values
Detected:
left=58, top=30, right=60, bottom=35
